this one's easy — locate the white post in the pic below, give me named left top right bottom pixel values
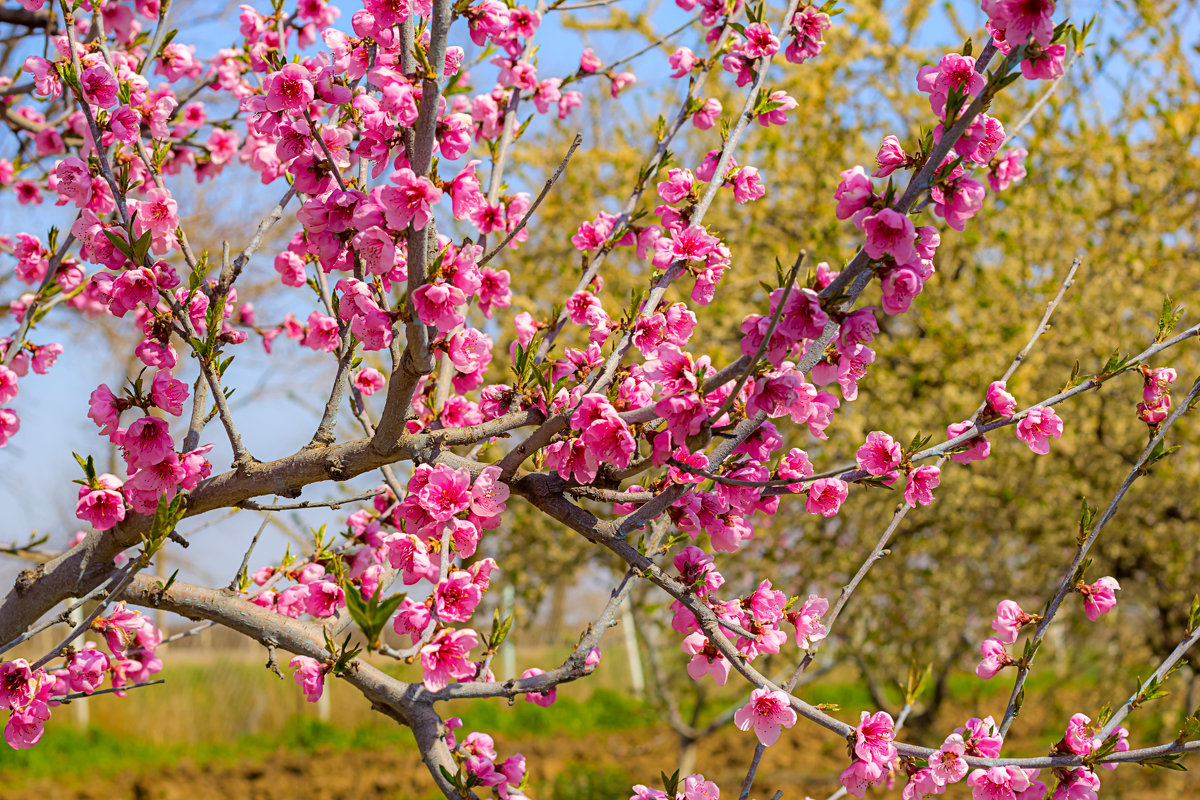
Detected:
left=621, top=600, right=644, bottom=697
left=501, top=584, right=516, bottom=680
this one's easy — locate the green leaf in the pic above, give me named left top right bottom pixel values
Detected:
left=1156, top=295, right=1186, bottom=342
left=102, top=229, right=135, bottom=259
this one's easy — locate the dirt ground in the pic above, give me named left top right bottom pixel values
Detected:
left=3, top=723, right=1192, bottom=800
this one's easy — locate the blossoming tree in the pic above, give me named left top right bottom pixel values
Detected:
left=0, top=0, right=1198, bottom=798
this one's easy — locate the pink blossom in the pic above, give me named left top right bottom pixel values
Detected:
left=579, top=47, right=601, bottom=72
left=841, top=759, right=886, bottom=798
left=856, top=431, right=901, bottom=476
left=904, top=465, right=941, bottom=507
left=419, top=465, right=472, bottom=521
left=353, top=367, right=386, bottom=396
left=788, top=594, right=829, bottom=648
left=4, top=698, right=50, bottom=749
left=76, top=476, right=127, bottom=531
left=289, top=655, right=325, bottom=702
left=435, top=570, right=484, bottom=622
left=80, top=64, right=119, bottom=108
left=733, top=688, right=797, bottom=746
left=66, top=647, right=109, bottom=694
left=691, top=97, right=722, bottom=129
left=742, top=23, right=781, bottom=58
left=520, top=667, right=557, bottom=707
left=855, top=710, right=898, bottom=764
left=1079, top=576, right=1120, bottom=622
left=275, top=584, right=311, bottom=618
left=1062, top=713, right=1094, bottom=756
left=863, top=208, right=918, bottom=264
left=835, top=166, right=874, bottom=219
left=264, top=64, right=314, bottom=114
left=947, top=420, right=991, bottom=464
left=987, top=381, right=1017, bottom=416
left=1053, top=768, right=1099, bottom=800
left=989, top=148, right=1028, bottom=193
left=1015, top=406, right=1063, bottom=454
left=470, top=465, right=510, bottom=518
left=874, top=135, right=909, bottom=177
left=0, top=659, right=44, bottom=710
left=976, top=638, right=1012, bottom=679
left=150, top=370, right=187, bottom=416
left=681, top=632, right=731, bottom=686
left=929, top=733, right=969, bottom=785
left=806, top=478, right=848, bottom=517
left=383, top=168, right=442, bottom=231
left=304, top=579, right=344, bottom=618
left=420, top=628, right=478, bottom=691
left=991, top=599, right=1033, bottom=645
left=412, top=282, right=466, bottom=332
left=966, top=766, right=1034, bottom=800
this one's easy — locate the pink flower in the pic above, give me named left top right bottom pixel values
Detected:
left=806, top=478, right=848, bottom=517
left=862, top=208, right=918, bottom=264
left=353, top=367, right=386, bottom=396
left=681, top=632, right=731, bottom=686
left=304, top=579, right=344, bottom=618
left=520, top=667, right=556, bottom=706
left=840, top=760, right=886, bottom=798
left=382, top=168, right=442, bottom=231
left=150, top=370, right=188, bottom=416
left=834, top=165, right=874, bottom=220
left=419, top=465, right=472, bottom=521
left=91, top=602, right=148, bottom=659
left=435, top=570, right=484, bottom=622
left=976, top=638, right=1012, bottom=679
left=1015, top=406, right=1063, bottom=454
left=989, top=149, right=1028, bottom=193
left=987, top=381, right=1017, bottom=416
left=4, top=698, right=50, bottom=749
left=264, top=63, right=315, bottom=114
left=275, top=584, right=310, bottom=618
left=1062, top=713, right=1094, bottom=756
left=991, top=600, right=1033, bottom=645
left=856, top=430, right=901, bottom=475
left=289, top=655, right=325, bottom=702
left=66, top=647, right=109, bottom=694
left=929, top=733, right=969, bottom=785
left=788, top=594, right=829, bottom=648
left=1053, top=768, right=1099, bottom=800
left=412, top=282, right=466, bottom=332
left=80, top=64, right=119, bottom=108
left=579, top=47, right=601, bottom=72
left=692, top=97, right=722, bottom=129
left=0, top=659, right=44, bottom=710
left=742, top=23, right=781, bottom=58
left=733, top=688, right=797, bottom=746
left=873, top=135, right=908, bottom=177
left=1079, top=576, right=1120, bottom=621
left=904, top=465, right=941, bottom=507
left=855, top=710, right=898, bottom=765
left=420, top=628, right=478, bottom=691
left=966, top=766, right=1033, bottom=800
left=947, top=420, right=991, bottom=464
left=76, top=476, right=127, bottom=531
left=668, top=46, right=698, bottom=77
left=470, top=465, right=510, bottom=518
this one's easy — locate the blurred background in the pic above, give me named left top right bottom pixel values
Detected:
left=1, top=0, right=1199, bottom=795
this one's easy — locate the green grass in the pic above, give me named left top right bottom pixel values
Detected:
left=0, top=688, right=653, bottom=785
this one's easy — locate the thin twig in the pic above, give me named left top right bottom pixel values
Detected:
left=478, top=133, right=582, bottom=267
